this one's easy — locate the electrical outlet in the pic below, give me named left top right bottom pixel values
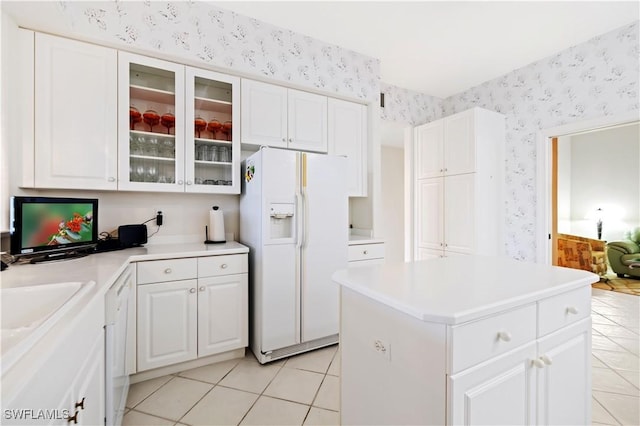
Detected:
left=156, top=211, right=163, bottom=226
left=373, top=339, right=391, bottom=361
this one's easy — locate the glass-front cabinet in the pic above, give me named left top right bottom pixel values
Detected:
left=185, top=68, right=239, bottom=194
left=118, top=52, right=239, bottom=193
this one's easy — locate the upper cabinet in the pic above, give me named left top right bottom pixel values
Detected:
left=328, top=98, right=367, bottom=197
left=241, top=79, right=328, bottom=153
left=34, top=32, right=118, bottom=190
left=117, top=52, right=241, bottom=194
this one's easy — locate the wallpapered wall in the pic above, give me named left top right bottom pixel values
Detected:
left=443, top=21, right=639, bottom=261
left=53, top=1, right=380, bottom=102
left=380, top=82, right=443, bottom=125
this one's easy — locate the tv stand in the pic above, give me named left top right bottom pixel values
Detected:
left=29, top=247, right=94, bottom=264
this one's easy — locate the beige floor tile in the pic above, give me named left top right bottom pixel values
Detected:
left=240, top=395, right=309, bottom=425
left=593, top=323, right=639, bottom=339
left=594, top=391, right=640, bottom=426
left=303, top=407, right=340, bottom=425
left=284, top=346, right=338, bottom=374
left=593, top=349, right=640, bottom=371
left=606, top=315, right=640, bottom=329
left=122, top=409, right=175, bottom=426
left=609, top=337, right=640, bottom=355
left=313, top=375, right=339, bottom=411
left=126, top=376, right=174, bottom=408
left=593, top=355, right=607, bottom=368
left=592, top=398, right=620, bottom=426
left=178, top=358, right=241, bottom=384
left=593, top=335, right=627, bottom=352
left=593, top=367, right=639, bottom=396
left=264, top=367, right=324, bottom=405
left=327, top=351, right=340, bottom=377
left=219, top=358, right=281, bottom=394
left=592, top=314, right=620, bottom=326
left=615, top=369, right=640, bottom=389
left=135, top=377, right=213, bottom=421
left=180, top=385, right=258, bottom=426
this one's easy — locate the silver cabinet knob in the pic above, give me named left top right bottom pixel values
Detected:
left=177, top=180, right=184, bottom=185
left=164, top=268, right=172, bottom=274
left=363, top=250, right=368, bottom=255
left=189, top=288, right=196, bottom=293
left=288, top=138, right=293, bottom=142
left=186, top=180, right=192, bottom=185
left=108, top=177, right=116, bottom=182
left=199, top=286, right=205, bottom=292
left=497, top=331, right=512, bottom=342
left=566, top=306, right=579, bottom=315
left=220, top=263, right=228, bottom=269
left=282, top=137, right=286, bottom=142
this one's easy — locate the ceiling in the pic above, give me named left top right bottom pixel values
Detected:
left=215, top=1, right=639, bottom=99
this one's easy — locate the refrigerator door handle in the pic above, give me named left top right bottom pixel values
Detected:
left=295, top=191, right=304, bottom=249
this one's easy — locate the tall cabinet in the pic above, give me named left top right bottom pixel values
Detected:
left=408, top=107, right=505, bottom=260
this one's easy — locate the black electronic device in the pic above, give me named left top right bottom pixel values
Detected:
left=118, top=224, right=147, bottom=248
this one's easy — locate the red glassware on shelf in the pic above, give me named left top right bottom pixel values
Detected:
left=207, top=119, right=221, bottom=139
left=160, top=112, right=175, bottom=135
left=129, top=106, right=142, bottom=130
left=194, top=116, right=207, bottom=138
left=143, top=110, right=160, bottom=132
left=221, top=121, right=232, bottom=141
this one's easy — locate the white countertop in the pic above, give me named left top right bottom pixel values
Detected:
left=348, top=234, right=385, bottom=245
left=332, top=256, right=598, bottom=325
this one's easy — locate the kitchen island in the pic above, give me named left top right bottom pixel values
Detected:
left=332, top=255, right=598, bottom=426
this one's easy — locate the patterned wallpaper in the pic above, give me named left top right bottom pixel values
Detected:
left=380, top=82, right=443, bottom=125
left=442, top=21, right=639, bottom=261
left=51, top=1, right=380, bottom=101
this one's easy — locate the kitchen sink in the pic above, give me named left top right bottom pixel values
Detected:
left=1, top=281, right=95, bottom=374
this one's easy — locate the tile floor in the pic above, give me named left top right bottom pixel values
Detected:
left=125, top=289, right=639, bottom=426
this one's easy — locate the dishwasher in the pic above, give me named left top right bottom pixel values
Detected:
left=105, top=264, right=135, bottom=426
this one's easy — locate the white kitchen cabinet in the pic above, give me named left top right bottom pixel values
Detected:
left=409, top=107, right=505, bottom=259
left=136, top=254, right=248, bottom=372
left=348, top=242, right=385, bottom=267
left=336, top=258, right=594, bottom=426
left=137, top=279, right=198, bottom=371
left=241, top=79, right=328, bottom=153
left=34, top=32, right=118, bottom=190
left=68, top=333, right=105, bottom=426
left=328, top=98, right=368, bottom=196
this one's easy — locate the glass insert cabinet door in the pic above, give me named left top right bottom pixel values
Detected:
left=185, top=68, right=240, bottom=194
left=118, top=52, right=185, bottom=192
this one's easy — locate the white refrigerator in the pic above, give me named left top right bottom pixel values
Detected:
left=240, top=147, right=348, bottom=363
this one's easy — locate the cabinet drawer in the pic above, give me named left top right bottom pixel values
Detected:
left=198, top=254, right=248, bottom=277
left=348, top=243, right=385, bottom=262
left=137, top=258, right=197, bottom=284
left=449, top=304, right=536, bottom=374
left=537, top=286, right=590, bottom=337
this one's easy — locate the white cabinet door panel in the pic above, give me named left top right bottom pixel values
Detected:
left=444, top=110, right=475, bottom=175
left=241, top=79, right=287, bottom=147
left=449, top=343, right=536, bottom=426
left=288, top=89, right=327, bottom=153
left=415, top=122, right=444, bottom=179
left=198, top=274, right=248, bottom=357
left=137, top=280, right=197, bottom=371
left=416, top=178, right=444, bottom=252
left=35, top=33, right=117, bottom=190
left=444, top=173, right=475, bottom=254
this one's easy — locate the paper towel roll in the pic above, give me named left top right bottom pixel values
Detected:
left=209, top=206, right=226, bottom=242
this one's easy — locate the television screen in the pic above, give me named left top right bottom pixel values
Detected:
left=10, top=196, right=98, bottom=256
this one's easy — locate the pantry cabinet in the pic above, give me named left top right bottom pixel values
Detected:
left=136, top=254, right=248, bottom=372
left=119, top=52, right=241, bottom=194
left=241, top=79, right=328, bottom=153
left=410, top=107, right=505, bottom=259
left=32, top=32, right=118, bottom=190
left=328, top=98, right=368, bottom=196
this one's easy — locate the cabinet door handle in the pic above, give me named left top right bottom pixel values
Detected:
left=186, top=180, right=192, bottom=185
left=363, top=250, right=368, bottom=255
left=164, top=268, right=172, bottom=274
left=440, top=242, right=443, bottom=247
left=67, top=411, right=79, bottom=424
left=199, top=286, right=205, bottom=292
left=288, top=138, right=293, bottom=142
left=440, top=168, right=444, bottom=173
left=220, top=263, right=228, bottom=269
left=189, top=288, right=196, bottom=293
left=540, top=355, right=553, bottom=365
left=497, top=331, right=512, bottom=342
left=566, top=306, right=579, bottom=315
left=74, top=397, right=85, bottom=410
left=108, top=177, right=116, bottom=182
left=178, top=180, right=184, bottom=185
left=282, top=137, right=286, bottom=142
left=531, top=358, right=545, bottom=368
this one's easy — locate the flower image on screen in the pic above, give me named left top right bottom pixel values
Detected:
left=22, top=203, right=94, bottom=247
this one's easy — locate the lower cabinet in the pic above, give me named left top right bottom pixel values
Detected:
left=348, top=242, right=385, bottom=267
left=136, top=254, right=248, bottom=372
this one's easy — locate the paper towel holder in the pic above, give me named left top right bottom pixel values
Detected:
left=204, top=225, right=226, bottom=244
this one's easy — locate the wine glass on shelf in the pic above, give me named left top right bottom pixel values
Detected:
left=143, top=110, right=160, bottom=132
left=221, top=121, right=232, bottom=141
left=160, top=112, right=175, bottom=135
left=194, top=116, right=206, bottom=138
left=207, top=118, right=221, bottom=139
left=130, top=106, right=142, bottom=130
